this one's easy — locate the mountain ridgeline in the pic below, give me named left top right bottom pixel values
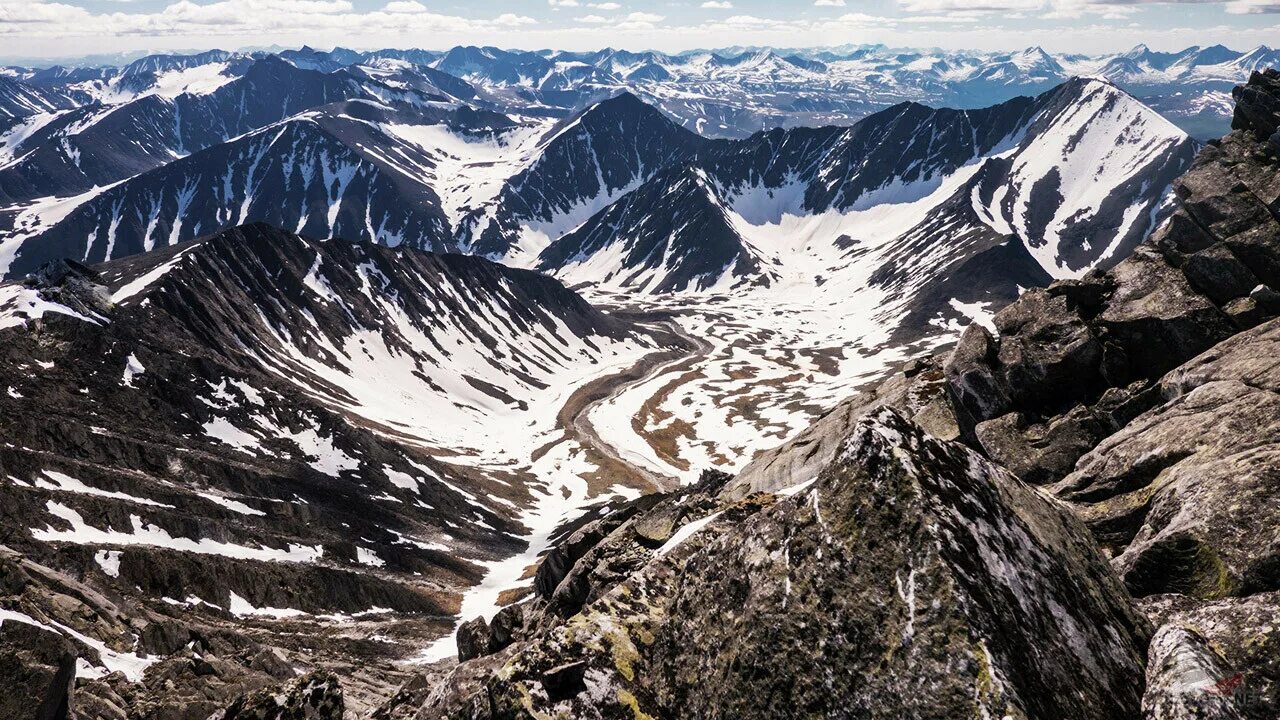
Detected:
left=3, top=74, right=1195, bottom=317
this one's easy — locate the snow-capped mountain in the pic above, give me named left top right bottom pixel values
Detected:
left=0, top=56, right=456, bottom=206
left=0, top=76, right=75, bottom=125
left=459, top=92, right=709, bottom=263
left=435, top=46, right=554, bottom=88
left=1, top=53, right=1277, bottom=720
left=0, top=100, right=527, bottom=276
left=537, top=79, right=1195, bottom=299
left=6, top=42, right=1274, bottom=151
left=1, top=78, right=1192, bottom=289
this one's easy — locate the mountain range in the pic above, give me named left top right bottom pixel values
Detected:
left=5, top=42, right=1277, bottom=143
left=0, top=45, right=1205, bottom=502
left=0, top=40, right=1277, bottom=720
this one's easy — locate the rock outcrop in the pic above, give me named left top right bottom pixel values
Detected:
left=1143, top=592, right=1280, bottom=719
left=0, top=619, right=76, bottom=720
left=409, top=409, right=1149, bottom=719
left=1142, top=625, right=1245, bottom=720
left=210, top=671, right=344, bottom=720
left=944, top=69, right=1280, bottom=488
left=1053, top=318, right=1280, bottom=599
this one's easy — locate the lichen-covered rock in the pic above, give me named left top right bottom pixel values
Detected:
left=533, top=494, right=664, bottom=602
left=1142, top=592, right=1280, bottom=720
left=428, top=408, right=1149, bottom=720
left=1053, top=318, right=1280, bottom=599
left=454, top=618, right=491, bottom=663
left=1232, top=69, right=1280, bottom=143
left=209, top=671, right=344, bottom=720
left=993, top=287, right=1107, bottom=409
left=536, top=471, right=740, bottom=625
left=974, top=405, right=1108, bottom=485
left=1143, top=625, right=1246, bottom=720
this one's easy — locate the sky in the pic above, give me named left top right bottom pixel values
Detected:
left=1, top=0, right=1278, bottom=63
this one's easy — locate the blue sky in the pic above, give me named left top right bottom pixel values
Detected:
left=0, top=0, right=1277, bottom=61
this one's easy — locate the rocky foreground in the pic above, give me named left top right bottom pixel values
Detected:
left=4, top=70, right=1280, bottom=719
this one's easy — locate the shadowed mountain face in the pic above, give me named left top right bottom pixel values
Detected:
left=0, top=76, right=75, bottom=126
left=458, top=92, right=712, bottom=263
left=0, top=57, right=453, bottom=206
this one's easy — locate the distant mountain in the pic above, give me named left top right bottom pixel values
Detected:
left=434, top=46, right=554, bottom=88
left=0, top=56, right=455, bottom=205
left=7, top=43, right=1276, bottom=145
left=0, top=100, right=527, bottom=276
left=0, top=75, right=75, bottom=125
left=536, top=79, right=1195, bottom=337
left=459, top=92, right=710, bottom=263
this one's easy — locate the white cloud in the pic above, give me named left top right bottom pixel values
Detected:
left=897, top=0, right=1041, bottom=13
left=897, top=12, right=983, bottom=21
left=493, top=13, right=536, bottom=26
left=702, top=1, right=734, bottom=8
left=382, top=1, right=425, bottom=13
left=0, top=0, right=509, bottom=38
left=1224, top=0, right=1280, bottom=11
left=548, top=0, right=579, bottom=6
left=0, top=0, right=1274, bottom=58
left=614, top=11, right=664, bottom=29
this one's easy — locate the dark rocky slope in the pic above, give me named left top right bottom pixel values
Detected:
left=0, top=223, right=646, bottom=718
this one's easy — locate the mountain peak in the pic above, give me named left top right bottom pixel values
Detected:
left=1123, top=43, right=1151, bottom=59
left=572, top=91, right=674, bottom=129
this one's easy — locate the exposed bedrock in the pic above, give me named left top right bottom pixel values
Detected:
left=398, top=409, right=1149, bottom=719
